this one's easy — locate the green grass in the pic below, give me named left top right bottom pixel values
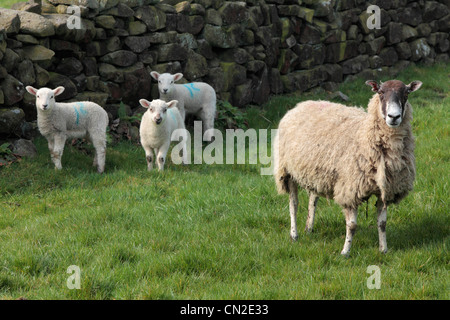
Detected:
left=0, top=0, right=18, bottom=8
left=0, top=63, right=449, bottom=300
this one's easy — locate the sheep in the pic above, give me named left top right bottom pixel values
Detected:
left=139, top=99, right=188, bottom=171
left=150, top=71, right=217, bottom=141
left=273, top=79, right=422, bottom=256
left=25, top=86, right=109, bottom=173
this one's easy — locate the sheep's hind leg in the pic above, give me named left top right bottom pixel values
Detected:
left=92, top=138, right=106, bottom=173
left=341, top=207, right=358, bottom=256
left=199, top=108, right=215, bottom=142
left=288, top=178, right=299, bottom=241
left=305, top=193, right=319, bottom=233
left=376, top=199, right=388, bottom=253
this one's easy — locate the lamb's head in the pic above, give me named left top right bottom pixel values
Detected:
left=150, top=71, right=183, bottom=96
left=139, top=99, right=178, bottom=125
left=366, top=79, right=422, bottom=128
left=26, top=86, right=65, bottom=111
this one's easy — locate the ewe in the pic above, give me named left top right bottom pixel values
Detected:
left=139, top=99, right=188, bottom=171
left=26, top=86, right=108, bottom=173
left=150, top=71, right=216, bottom=141
left=273, top=79, right=422, bottom=256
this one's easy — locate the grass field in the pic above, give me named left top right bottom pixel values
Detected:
left=0, top=63, right=449, bottom=300
left=0, top=0, right=17, bottom=8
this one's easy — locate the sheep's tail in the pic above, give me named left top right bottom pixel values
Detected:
left=273, top=130, right=290, bottom=194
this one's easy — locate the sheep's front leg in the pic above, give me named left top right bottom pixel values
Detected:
left=156, top=144, right=170, bottom=171
left=288, top=178, right=299, bottom=241
left=143, top=146, right=154, bottom=171
left=376, top=199, right=388, bottom=253
left=52, top=134, right=67, bottom=170
left=341, top=207, right=358, bottom=256
left=47, top=137, right=56, bottom=163
left=305, top=193, right=319, bottom=233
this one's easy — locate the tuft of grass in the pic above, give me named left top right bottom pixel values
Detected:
left=0, top=63, right=448, bottom=300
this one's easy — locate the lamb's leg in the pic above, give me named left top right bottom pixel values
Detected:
left=199, top=108, right=215, bottom=141
left=51, top=134, right=67, bottom=170
left=177, top=102, right=186, bottom=121
left=92, top=137, right=106, bottom=174
left=143, top=146, right=154, bottom=171
left=47, top=137, right=56, bottom=165
left=156, top=144, right=169, bottom=171
left=288, top=178, right=299, bottom=241
left=341, top=207, right=358, bottom=256
left=376, top=199, right=388, bottom=253
left=305, top=193, right=319, bottom=233
left=181, top=130, right=188, bottom=165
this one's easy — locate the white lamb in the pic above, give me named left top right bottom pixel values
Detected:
left=26, top=86, right=109, bottom=173
left=273, top=79, right=422, bottom=256
left=139, top=99, right=188, bottom=171
left=150, top=71, right=217, bottom=141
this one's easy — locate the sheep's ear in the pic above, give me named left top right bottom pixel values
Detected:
left=26, top=86, right=38, bottom=96
left=150, top=71, right=159, bottom=80
left=406, top=81, right=422, bottom=93
left=365, top=80, right=380, bottom=92
left=139, top=99, right=152, bottom=109
left=167, top=100, right=178, bottom=109
left=173, top=73, right=184, bottom=82
left=54, top=86, right=65, bottom=96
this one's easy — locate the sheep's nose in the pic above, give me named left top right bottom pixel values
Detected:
left=42, top=104, right=48, bottom=109
left=387, top=113, right=400, bottom=121
left=155, top=118, right=162, bottom=124
left=163, top=89, right=168, bottom=93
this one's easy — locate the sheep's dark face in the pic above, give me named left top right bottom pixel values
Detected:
left=366, top=80, right=422, bottom=128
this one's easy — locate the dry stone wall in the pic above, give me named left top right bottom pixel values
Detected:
left=0, top=0, right=449, bottom=139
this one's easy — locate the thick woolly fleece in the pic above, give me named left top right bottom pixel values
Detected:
left=273, top=94, right=415, bottom=209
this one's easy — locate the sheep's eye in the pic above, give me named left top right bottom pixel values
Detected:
left=158, top=81, right=161, bottom=83
left=170, top=81, right=174, bottom=84
left=163, top=108, right=167, bottom=113
left=149, top=108, right=153, bottom=112
left=51, top=96, right=54, bottom=99
left=37, top=95, right=40, bottom=98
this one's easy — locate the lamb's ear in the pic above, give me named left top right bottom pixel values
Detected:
left=173, top=73, right=184, bottom=82
left=166, top=100, right=178, bottom=109
left=139, top=99, right=152, bottom=109
left=406, top=81, right=422, bottom=93
left=365, top=80, right=380, bottom=92
left=26, top=86, right=38, bottom=96
left=53, top=86, right=65, bottom=96
left=150, top=71, right=160, bottom=81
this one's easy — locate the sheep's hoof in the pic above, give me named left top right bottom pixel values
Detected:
left=379, top=247, right=388, bottom=254
left=340, top=250, right=350, bottom=258
left=290, top=234, right=298, bottom=242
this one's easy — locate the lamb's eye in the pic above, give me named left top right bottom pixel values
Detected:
left=37, top=95, right=40, bottom=98
left=51, top=96, right=54, bottom=99
left=170, top=81, right=174, bottom=84
left=158, top=81, right=161, bottom=84
left=163, top=108, right=167, bottom=113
